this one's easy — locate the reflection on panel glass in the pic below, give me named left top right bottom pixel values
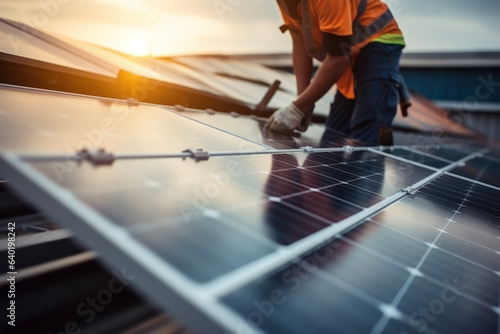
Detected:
left=450, top=156, right=500, bottom=188
left=414, top=146, right=471, bottom=162
left=30, top=147, right=435, bottom=254
left=0, top=86, right=265, bottom=153
left=395, top=276, right=498, bottom=334
left=384, top=147, right=450, bottom=168
left=223, top=170, right=500, bottom=334
left=174, top=110, right=329, bottom=149
left=135, top=217, right=276, bottom=283
left=223, top=254, right=384, bottom=334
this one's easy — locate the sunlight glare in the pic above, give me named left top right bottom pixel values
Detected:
left=119, top=34, right=151, bottom=57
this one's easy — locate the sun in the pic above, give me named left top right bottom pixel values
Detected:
left=120, top=35, right=151, bottom=57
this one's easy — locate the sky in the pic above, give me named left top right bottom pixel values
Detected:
left=0, top=0, right=499, bottom=56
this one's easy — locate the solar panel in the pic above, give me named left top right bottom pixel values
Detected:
left=168, top=108, right=330, bottom=149
left=1, top=85, right=499, bottom=334
left=0, top=18, right=114, bottom=77
left=0, top=84, right=265, bottom=154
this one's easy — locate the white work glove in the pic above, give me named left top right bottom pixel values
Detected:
left=297, top=105, right=314, bottom=132
left=265, top=102, right=304, bottom=134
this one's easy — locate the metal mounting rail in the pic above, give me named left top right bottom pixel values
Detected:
left=17, top=145, right=382, bottom=166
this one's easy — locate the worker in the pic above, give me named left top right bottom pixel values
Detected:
left=266, top=0, right=406, bottom=145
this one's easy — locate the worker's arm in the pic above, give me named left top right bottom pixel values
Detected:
left=266, top=51, right=350, bottom=133
left=264, top=31, right=315, bottom=133
left=291, top=31, right=313, bottom=95
left=266, top=29, right=351, bottom=133
left=293, top=53, right=350, bottom=112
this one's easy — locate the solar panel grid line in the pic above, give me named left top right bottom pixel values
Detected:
left=213, top=210, right=288, bottom=250
left=308, top=270, right=446, bottom=334
left=201, top=191, right=408, bottom=299
left=497, top=306, right=500, bottom=334
left=309, top=265, right=398, bottom=316
left=375, top=207, right=500, bottom=255
left=403, top=151, right=487, bottom=192
left=402, top=146, right=455, bottom=164
left=215, top=150, right=494, bottom=333
left=367, top=148, right=441, bottom=172
left=336, top=232, right=498, bottom=313
left=164, top=108, right=277, bottom=151
left=483, top=153, right=500, bottom=165
left=283, top=166, right=385, bottom=192
left=417, top=189, right=500, bottom=228
left=447, top=161, right=500, bottom=190
left=369, top=179, right=480, bottom=334
left=369, top=214, right=499, bottom=275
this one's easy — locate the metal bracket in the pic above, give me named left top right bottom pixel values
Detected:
left=174, top=104, right=186, bottom=112
left=343, top=145, right=354, bottom=153
left=256, top=80, right=281, bottom=114
left=182, top=149, right=210, bottom=163
left=77, top=148, right=115, bottom=166
left=127, top=98, right=139, bottom=107
left=401, top=186, right=418, bottom=196
left=301, top=146, right=314, bottom=153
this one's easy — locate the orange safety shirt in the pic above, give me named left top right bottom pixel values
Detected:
left=279, top=0, right=405, bottom=99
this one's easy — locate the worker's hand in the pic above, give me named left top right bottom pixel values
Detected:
left=296, top=105, right=314, bottom=132
left=265, top=102, right=304, bottom=134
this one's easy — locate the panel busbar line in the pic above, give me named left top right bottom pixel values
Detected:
left=0, top=146, right=486, bottom=334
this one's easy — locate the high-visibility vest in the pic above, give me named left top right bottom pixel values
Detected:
left=277, top=0, right=394, bottom=60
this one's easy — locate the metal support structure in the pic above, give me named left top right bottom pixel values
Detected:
left=18, top=144, right=470, bottom=167
left=256, top=79, right=281, bottom=114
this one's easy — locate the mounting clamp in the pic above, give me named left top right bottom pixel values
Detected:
left=343, top=145, right=354, bottom=153
left=127, top=98, right=139, bottom=107
left=401, top=186, right=418, bottom=196
left=77, top=148, right=115, bottom=166
left=182, top=149, right=210, bottom=163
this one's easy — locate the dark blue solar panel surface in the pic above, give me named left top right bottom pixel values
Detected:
left=27, top=149, right=434, bottom=281
left=383, top=147, right=452, bottom=168
left=450, top=155, right=500, bottom=188
left=223, top=174, right=500, bottom=334
left=0, top=85, right=499, bottom=334
left=171, top=109, right=350, bottom=150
